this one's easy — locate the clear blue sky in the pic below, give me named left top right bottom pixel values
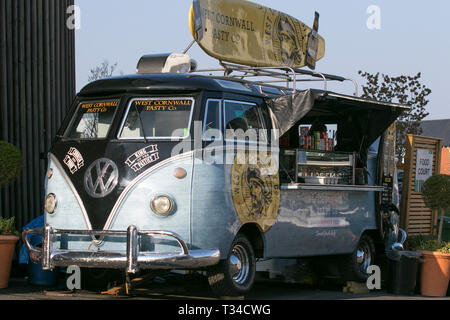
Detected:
left=75, top=0, right=450, bottom=120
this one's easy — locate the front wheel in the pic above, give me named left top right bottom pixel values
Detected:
left=340, top=234, right=376, bottom=282
left=207, top=234, right=256, bottom=297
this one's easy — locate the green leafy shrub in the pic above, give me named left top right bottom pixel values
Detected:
left=408, top=235, right=450, bottom=253
left=0, top=140, right=23, bottom=186
left=0, top=217, right=19, bottom=236
left=422, top=174, right=450, bottom=242
left=439, top=243, right=450, bottom=254
left=422, top=174, right=450, bottom=211
left=415, top=239, right=449, bottom=253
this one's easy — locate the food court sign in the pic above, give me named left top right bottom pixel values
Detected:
left=415, top=149, right=433, bottom=192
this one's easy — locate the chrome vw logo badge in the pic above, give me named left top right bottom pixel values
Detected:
left=84, top=158, right=119, bottom=198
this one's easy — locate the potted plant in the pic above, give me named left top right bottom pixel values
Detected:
left=417, top=174, right=450, bottom=297
left=0, top=140, right=23, bottom=289
left=0, top=217, right=20, bottom=289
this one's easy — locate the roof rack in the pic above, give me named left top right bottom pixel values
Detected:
left=193, top=61, right=359, bottom=96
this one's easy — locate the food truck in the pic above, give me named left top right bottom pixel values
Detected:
left=23, top=0, right=409, bottom=296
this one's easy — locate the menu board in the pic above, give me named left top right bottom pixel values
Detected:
left=415, top=149, right=433, bottom=192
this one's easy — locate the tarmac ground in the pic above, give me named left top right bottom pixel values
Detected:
left=1, top=270, right=449, bottom=301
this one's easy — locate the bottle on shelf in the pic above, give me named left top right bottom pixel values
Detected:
left=321, top=132, right=328, bottom=151
left=314, top=132, right=320, bottom=150
left=328, top=138, right=333, bottom=151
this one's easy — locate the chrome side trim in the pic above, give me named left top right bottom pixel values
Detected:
left=281, top=184, right=385, bottom=192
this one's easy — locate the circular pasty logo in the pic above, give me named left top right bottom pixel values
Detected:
left=84, top=158, right=119, bottom=198
left=266, top=11, right=306, bottom=67
left=231, top=152, right=280, bottom=232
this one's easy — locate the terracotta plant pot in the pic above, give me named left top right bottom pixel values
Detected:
left=0, top=235, right=19, bottom=289
left=419, top=250, right=450, bottom=297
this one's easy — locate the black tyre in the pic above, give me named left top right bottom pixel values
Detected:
left=340, top=234, right=376, bottom=282
left=207, top=234, right=256, bottom=297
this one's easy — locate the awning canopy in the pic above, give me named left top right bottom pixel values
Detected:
left=265, top=89, right=410, bottom=151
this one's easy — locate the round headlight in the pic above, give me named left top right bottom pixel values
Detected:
left=45, top=193, right=57, bottom=214
left=150, top=195, right=174, bottom=216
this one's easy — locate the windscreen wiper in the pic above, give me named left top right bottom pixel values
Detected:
left=134, top=104, right=149, bottom=144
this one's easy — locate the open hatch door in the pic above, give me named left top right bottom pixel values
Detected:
left=265, top=89, right=410, bottom=152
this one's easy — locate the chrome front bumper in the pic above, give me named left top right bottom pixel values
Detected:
left=22, top=224, right=220, bottom=274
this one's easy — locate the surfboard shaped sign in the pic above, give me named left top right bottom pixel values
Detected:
left=189, top=0, right=325, bottom=70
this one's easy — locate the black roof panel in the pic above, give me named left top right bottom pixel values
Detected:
left=79, top=73, right=265, bottom=97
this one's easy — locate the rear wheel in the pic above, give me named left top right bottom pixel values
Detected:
left=340, top=234, right=376, bottom=282
left=207, top=234, right=256, bottom=297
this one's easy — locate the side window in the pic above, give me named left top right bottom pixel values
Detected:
left=224, top=100, right=267, bottom=142
left=369, top=136, right=381, bottom=154
left=203, top=99, right=222, bottom=141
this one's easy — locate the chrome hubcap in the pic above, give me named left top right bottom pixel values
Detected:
left=356, top=242, right=372, bottom=274
left=229, top=244, right=249, bottom=285
left=229, top=254, right=242, bottom=276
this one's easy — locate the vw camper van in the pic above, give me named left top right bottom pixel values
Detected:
left=23, top=54, right=409, bottom=296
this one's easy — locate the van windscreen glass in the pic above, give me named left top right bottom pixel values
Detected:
left=120, top=98, right=194, bottom=139
left=66, top=100, right=119, bottom=139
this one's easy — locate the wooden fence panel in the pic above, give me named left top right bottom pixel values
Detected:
left=400, top=135, right=443, bottom=235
